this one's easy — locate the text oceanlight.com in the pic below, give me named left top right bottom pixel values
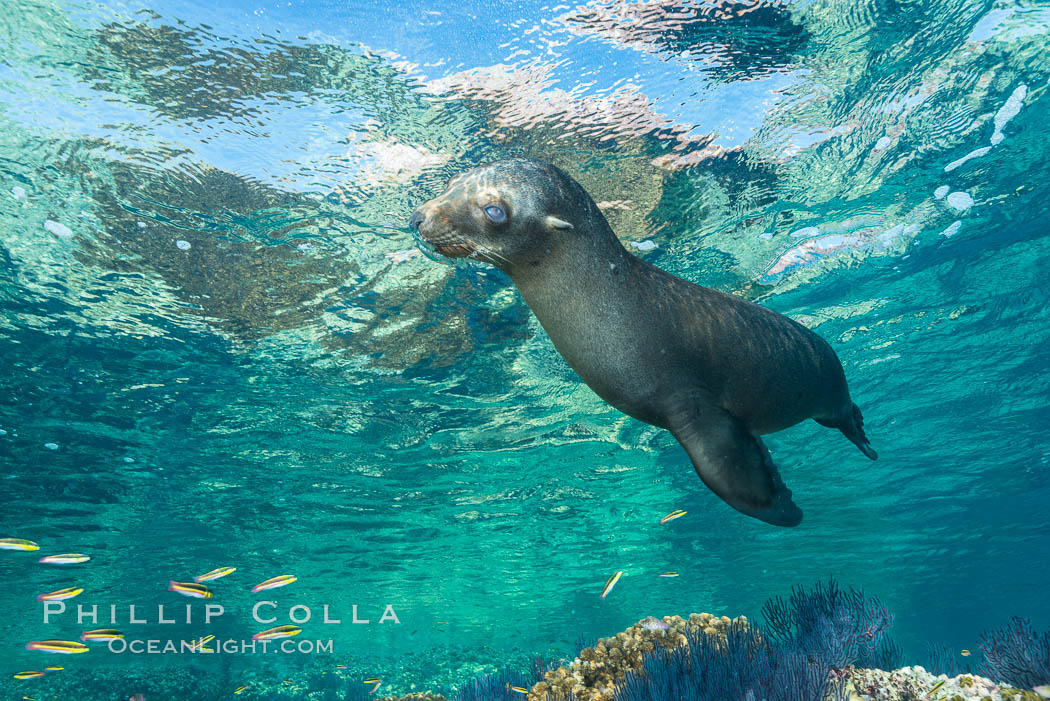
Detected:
left=107, top=638, right=334, bottom=655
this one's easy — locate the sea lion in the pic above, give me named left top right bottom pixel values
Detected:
left=409, top=159, right=876, bottom=527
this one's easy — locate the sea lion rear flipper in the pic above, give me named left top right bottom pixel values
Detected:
left=817, top=403, right=878, bottom=460
left=670, top=408, right=803, bottom=527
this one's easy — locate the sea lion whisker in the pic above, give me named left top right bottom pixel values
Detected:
left=477, top=246, right=511, bottom=266
left=459, top=234, right=511, bottom=266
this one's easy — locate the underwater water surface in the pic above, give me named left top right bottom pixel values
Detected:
left=0, top=0, right=1049, bottom=697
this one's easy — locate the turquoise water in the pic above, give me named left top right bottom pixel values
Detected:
left=1, top=0, right=1048, bottom=697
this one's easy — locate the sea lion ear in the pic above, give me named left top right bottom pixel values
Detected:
left=545, top=216, right=574, bottom=231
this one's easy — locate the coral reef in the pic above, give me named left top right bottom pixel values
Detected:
left=844, top=666, right=1035, bottom=701
left=581, top=580, right=892, bottom=701
left=528, top=612, right=746, bottom=701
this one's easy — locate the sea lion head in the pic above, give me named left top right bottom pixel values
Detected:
left=409, top=159, right=610, bottom=273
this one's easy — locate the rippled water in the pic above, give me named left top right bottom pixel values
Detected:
left=1, top=0, right=1049, bottom=696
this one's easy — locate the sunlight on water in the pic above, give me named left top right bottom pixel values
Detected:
left=0, top=0, right=1048, bottom=697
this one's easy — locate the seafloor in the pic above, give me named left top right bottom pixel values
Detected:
left=9, top=603, right=1050, bottom=701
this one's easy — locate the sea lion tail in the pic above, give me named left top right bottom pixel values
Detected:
left=845, top=403, right=878, bottom=461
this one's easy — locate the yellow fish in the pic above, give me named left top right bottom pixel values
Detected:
left=80, top=629, right=123, bottom=642
left=25, top=640, right=89, bottom=654
left=600, top=571, right=623, bottom=599
left=251, top=574, right=297, bottom=593
left=926, top=679, right=945, bottom=697
left=13, top=671, right=44, bottom=679
left=38, top=553, right=90, bottom=564
left=190, top=635, right=215, bottom=651
left=234, top=685, right=249, bottom=695
left=37, top=587, right=83, bottom=602
left=364, top=678, right=381, bottom=694
left=252, top=625, right=301, bottom=641
left=658, top=572, right=680, bottom=577
left=0, top=538, right=39, bottom=551
left=336, top=665, right=347, bottom=669
left=194, top=566, right=236, bottom=583
left=363, top=678, right=381, bottom=684
left=659, top=510, right=687, bottom=524
left=507, top=685, right=528, bottom=694
left=43, top=666, right=63, bottom=672
left=168, top=580, right=212, bottom=599
left=960, top=649, right=971, bottom=656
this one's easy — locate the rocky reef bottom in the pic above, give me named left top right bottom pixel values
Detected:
left=846, top=666, right=1040, bottom=701
left=377, top=668, right=1042, bottom=701
left=374, top=611, right=1045, bottom=701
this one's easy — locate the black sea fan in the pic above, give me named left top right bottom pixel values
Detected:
left=452, top=667, right=538, bottom=701
left=761, top=578, right=893, bottom=669
left=615, top=621, right=845, bottom=701
left=859, top=636, right=905, bottom=671
left=978, top=617, right=1050, bottom=689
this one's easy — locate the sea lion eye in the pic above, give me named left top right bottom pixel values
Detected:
left=483, top=205, right=507, bottom=224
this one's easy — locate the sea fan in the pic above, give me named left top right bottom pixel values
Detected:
left=615, top=621, right=845, bottom=701
left=453, top=664, right=545, bottom=701
left=761, top=578, right=893, bottom=669
left=978, top=617, right=1050, bottom=689
left=859, top=636, right=905, bottom=671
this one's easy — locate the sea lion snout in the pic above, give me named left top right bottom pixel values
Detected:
left=408, top=202, right=479, bottom=259
left=409, top=160, right=593, bottom=272
left=408, top=209, right=424, bottom=232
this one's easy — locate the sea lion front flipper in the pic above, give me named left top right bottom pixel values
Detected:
left=669, top=408, right=803, bottom=527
